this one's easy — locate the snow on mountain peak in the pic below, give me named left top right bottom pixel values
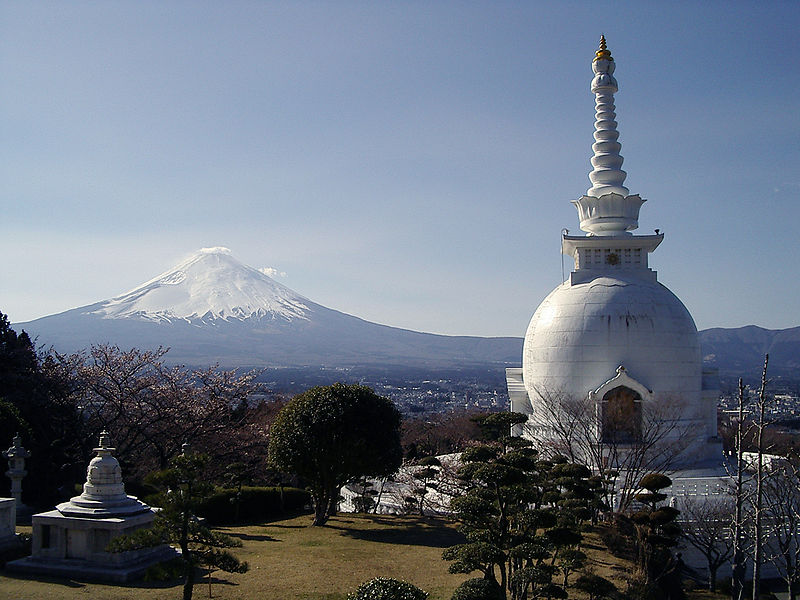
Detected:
left=90, top=248, right=311, bottom=324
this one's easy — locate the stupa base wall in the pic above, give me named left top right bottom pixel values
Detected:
left=7, top=545, right=177, bottom=583
left=6, top=507, right=177, bottom=582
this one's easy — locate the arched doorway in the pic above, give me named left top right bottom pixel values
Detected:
left=601, top=386, right=642, bottom=444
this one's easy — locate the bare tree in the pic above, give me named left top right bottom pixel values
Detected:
left=523, top=386, right=583, bottom=464
left=528, top=385, right=689, bottom=511
left=401, top=409, right=483, bottom=459
left=763, top=456, right=800, bottom=600
left=726, top=355, right=772, bottom=600
left=730, top=377, right=750, bottom=600
left=53, top=345, right=263, bottom=479
left=750, top=355, right=771, bottom=600
left=679, top=495, right=734, bottom=592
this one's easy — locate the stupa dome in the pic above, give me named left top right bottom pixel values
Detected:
left=522, top=273, right=701, bottom=405
left=57, top=431, right=150, bottom=518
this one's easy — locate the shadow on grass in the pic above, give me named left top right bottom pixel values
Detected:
left=0, top=571, right=86, bottom=588
left=0, top=569, right=182, bottom=590
left=583, top=541, right=605, bottom=551
left=205, top=509, right=313, bottom=528
left=225, top=531, right=280, bottom=542
left=120, top=579, right=183, bottom=590
left=202, top=574, right=239, bottom=587
left=326, top=515, right=466, bottom=548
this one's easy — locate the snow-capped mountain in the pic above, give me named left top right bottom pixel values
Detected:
left=17, top=248, right=523, bottom=368
left=90, top=247, right=312, bottom=324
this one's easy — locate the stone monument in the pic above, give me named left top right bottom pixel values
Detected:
left=7, top=431, right=175, bottom=582
left=3, top=433, right=32, bottom=522
left=0, top=497, right=20, bottom=551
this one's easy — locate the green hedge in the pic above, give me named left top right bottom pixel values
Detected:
left=198, top=486, right=310, bottom=524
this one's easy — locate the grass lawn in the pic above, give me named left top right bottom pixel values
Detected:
left=1, top=513, right=673, bottom=600
left=1, top=514, right=471, bottom=600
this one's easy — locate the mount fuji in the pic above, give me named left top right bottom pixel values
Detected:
left=17, top=247, right=523, bottom=368
left=88, top=247, right=314, bottom=325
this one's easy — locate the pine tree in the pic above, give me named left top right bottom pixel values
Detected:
left=443, top=412, right=598, bottom=600
left=109, top=451, right=248, bottom=600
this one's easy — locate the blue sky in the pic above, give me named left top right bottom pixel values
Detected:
left=2, top=1, right=798, bottom=337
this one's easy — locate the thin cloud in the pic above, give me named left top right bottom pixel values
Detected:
left=199, top=246, right=232, bottom=255
left=259, top=266, right=287, bottom=278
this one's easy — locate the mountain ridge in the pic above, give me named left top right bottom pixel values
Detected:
left=699, top=324, right=800, bottom=382
left=13, top=249, right=798, bottom=380
left=17, top=248, right=522, bottom=369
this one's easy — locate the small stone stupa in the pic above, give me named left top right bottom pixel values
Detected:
left=8, top=431, right=175, bottom=582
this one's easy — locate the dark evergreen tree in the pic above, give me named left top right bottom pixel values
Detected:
left=0, top=311, right=83, bottom=504
left=573, top=573, right=617, bottom=600
left=443, top=412, right=596, bottom=600
left=0, top=312, right=39, bottom=405
left=631, top=473, right=684, bottom=599
left=268, top=383, right=403, bottom=526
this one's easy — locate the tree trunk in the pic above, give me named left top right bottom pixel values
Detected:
left=709, top=564, right=717, bottom=592
left=183, top=575, right=194, bottom=600
left=312, top=502, right=328, bottom=525
left=752, top=355, right=770, bottom=600
left=181, top=540, right=194, bottom=600
left=372, top=477, right=386, bottom=514
left=181, top=506, right=194, bottom=600
left=311, top=490, right=329, bottom=526
left=326, top=485, right=339, bottom=518
left=732, top=378, right=747, bottom=600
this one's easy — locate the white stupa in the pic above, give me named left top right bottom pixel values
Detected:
left=507, top=37, right=721, bottom=468
left=8, top=432, right=175, bottom=582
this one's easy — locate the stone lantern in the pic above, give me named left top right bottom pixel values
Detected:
left=3, top=433, right=31, bottom=520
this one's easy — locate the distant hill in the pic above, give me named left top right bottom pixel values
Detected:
left=698, top=325, right=800, bottom=384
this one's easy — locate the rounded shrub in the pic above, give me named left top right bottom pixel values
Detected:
left=451, top=578, right=504, bottom=600
left=348, top=577, right=428, bottom=600
left=573, top=574, right=617, bottom=599
left=638, top=473, right=672, bottom=492
left=649, top=506, right=680, bottom=525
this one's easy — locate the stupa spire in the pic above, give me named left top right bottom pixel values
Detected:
left=588, top=35, right=627, bottom=197
left=571, top=37, right=645, bottom=236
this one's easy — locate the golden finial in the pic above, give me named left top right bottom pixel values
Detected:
left=594, top=35, right=613, bottom=62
